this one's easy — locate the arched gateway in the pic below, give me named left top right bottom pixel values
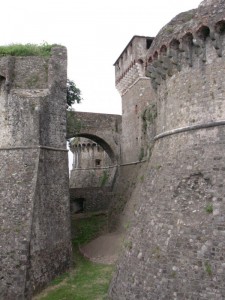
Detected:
left=67, top=111, right=121, bottom=164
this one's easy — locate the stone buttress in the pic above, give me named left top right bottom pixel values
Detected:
left=0, top=47, right=71, bottom=299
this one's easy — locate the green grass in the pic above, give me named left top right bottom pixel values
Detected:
left=34, top=214, right=114, bottom=300
left=0, top=43, right=59, bottom=57
left=72, top=214, right=108, bottom=245
left=205, top=203, right=213, bottom=214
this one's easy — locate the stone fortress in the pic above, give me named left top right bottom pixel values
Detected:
left=109, top=0, right=225, bottom=299
left=1, top=0, right=225, bottom=298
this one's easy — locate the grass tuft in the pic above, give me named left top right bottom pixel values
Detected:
left=0, top=43, right=59, bottom=57
left=205, top=203, right=213, bottom=214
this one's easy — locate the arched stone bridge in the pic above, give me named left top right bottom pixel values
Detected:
left=67, top=111, right=122, bottom=163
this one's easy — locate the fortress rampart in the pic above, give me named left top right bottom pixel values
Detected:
left=109, top=0, right=225, bottom=299
left=0, top=47, right=71, bottom=299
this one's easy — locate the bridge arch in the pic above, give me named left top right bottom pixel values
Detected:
left=67, top=111, right=122, bottom=164
left=72, top=133, right=116, bottom=163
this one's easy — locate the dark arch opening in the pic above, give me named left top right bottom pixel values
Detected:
left=137, top=59, right=144, bottom=65
left=169, top=39, right=180, bottom=50
left=153, top=51, right=158, bottom=59
left=160, top=45, right=167, bottom=55
left=71, top=197, right=85, bottom=214
left=196, top=25, right=210, bottom=40
left=71, top=133, right=116, bottom=164
left=148, top=56, right=153, bottom=63
left=182, top=32, right=194, bottom=46
left=215, top=20, right=225, bottom=35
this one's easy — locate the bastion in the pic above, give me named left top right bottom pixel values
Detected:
left=109, top=0, right=225, bottom=299
left=0, top=46, right=71, bottom=299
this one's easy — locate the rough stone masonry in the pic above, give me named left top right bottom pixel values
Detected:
left=109, top=0, right=225, bottom=299
left=0, top=46, right=71, bottom=299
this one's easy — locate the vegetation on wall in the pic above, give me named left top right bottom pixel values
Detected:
left=138, top=147, right=145, bottom=161
left=141, top=104, right=157, bottom=134
left=0, top=44, right=82, bottom=110
left=0, top=43, right=58, bottom=57
left=100, top=170, right=109, bottom=187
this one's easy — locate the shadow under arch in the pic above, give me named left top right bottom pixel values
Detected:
left=70, top=133, right=117, bottom=164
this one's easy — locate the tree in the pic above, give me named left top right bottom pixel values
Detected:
left=67, top=79, right=82, bottom=109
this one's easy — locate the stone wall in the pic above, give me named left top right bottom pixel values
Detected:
left=114, top=36, right=156, bottom=164
left=109, top=0, right=225, bottom=299
left=70, top=165, right=117, bottom=213
left=67, top=112, right=122, bottom=214
left=70, top=187, right=114, bottom=213
left=67, top=111, right=121, bottom=163
left=0, top=47, right=71, bottom=299
left=69, top=135, right=118, bottom=213
left=121, top=78, right=156, bottom=163
left=70, top=166, right=117, bottom=189
left=108, top=162, right=147, bottom=232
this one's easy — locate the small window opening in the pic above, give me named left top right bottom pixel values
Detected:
left=95, top=159, right=101, bottom=167
left=72, top=198, right=85, bottom=214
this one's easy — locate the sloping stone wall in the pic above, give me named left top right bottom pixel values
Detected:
left=109, top=0, right=225, bottom=299
left=0, top=47, right=71, bottom=299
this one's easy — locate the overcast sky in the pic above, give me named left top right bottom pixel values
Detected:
left=2, top=0, right=201, bottom=115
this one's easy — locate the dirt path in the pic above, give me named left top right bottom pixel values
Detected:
left=80, top=232, right=123, bottom=265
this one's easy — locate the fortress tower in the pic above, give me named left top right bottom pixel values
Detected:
left=70, top=137, right=111, bottom=170
left=114, top=36, right=155, bottom=163
left=109, top=0, right=225, bottom=299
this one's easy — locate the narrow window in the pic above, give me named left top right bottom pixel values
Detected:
left=95, top=159, right=101, bottom=167
left=135, top=104, right=138, bottom=114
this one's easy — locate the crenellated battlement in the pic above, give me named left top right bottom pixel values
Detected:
left=144, top=0, right=225, bottom=90
left=114, top=36, right=153, bottom=95
left=69, top=137, right=112, bottom=169
left=110, top=1, right=225, bottom=299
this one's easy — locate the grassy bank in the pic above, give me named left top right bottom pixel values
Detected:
left=0, top=43, right=58, bottom=57
left=34, top=214, right=114, bottom=300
